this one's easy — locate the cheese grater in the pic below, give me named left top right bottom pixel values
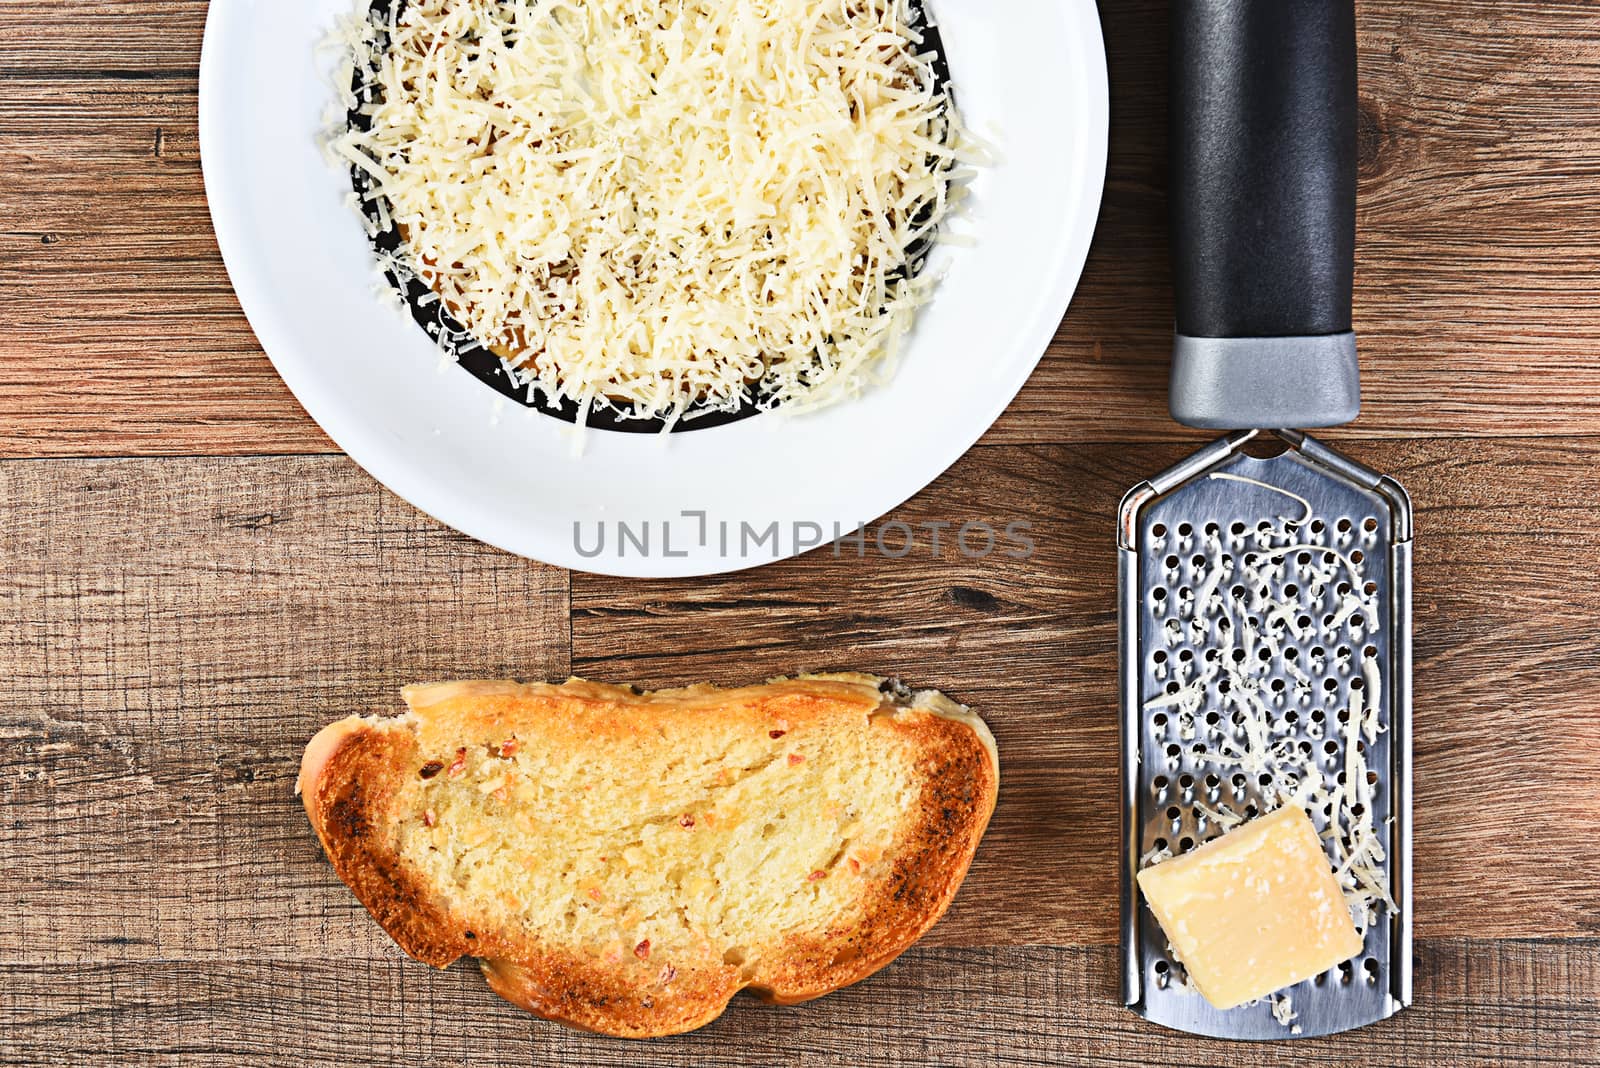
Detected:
left=1117, top=1, right=1413, bottom=1040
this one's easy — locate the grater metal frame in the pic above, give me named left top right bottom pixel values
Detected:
left=1118, top=429, right=1413, bottom=1040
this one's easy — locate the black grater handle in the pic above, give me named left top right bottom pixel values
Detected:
left=1169, top=0, right=1361, bottom=430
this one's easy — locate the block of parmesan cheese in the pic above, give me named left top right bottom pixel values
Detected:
left=1136, top=805, right=1363, bottom=1009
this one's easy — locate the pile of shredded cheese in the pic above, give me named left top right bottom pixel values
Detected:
left=1142, top=475, right=1397, bottom=939
left=329, top=0, right=966, bottom=425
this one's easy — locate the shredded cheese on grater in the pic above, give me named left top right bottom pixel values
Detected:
left=1143, top=477, right=1396, bottom=936
left=328, top=0, right=967, bottom=424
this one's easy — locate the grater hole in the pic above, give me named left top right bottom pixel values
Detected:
left=1313, top=971, right=1327, bottom=987
left=1311, top=709, right=1325, bottom=723
left=1152, top=650, right=1168, bottom=664
left=1152, top=775, right=1168, bottom=791
left=1257, top=773, right=1272, bottom=787
left=1297, top=614, right=1312, bottom=629
left=1270, top=679, right=1285, bottom=693
left=1351, top=614, right=1366, bottom=629
left=1337, top=582, right=1351, bottom=596
left=1165, top=682, right=1180, bottom=695
left=1191, top=554, right=1206, bottom=569
left=1364, top=958, right=1380, bottom=984
left=1205, top=773, right=1220, bottom=789
left=1284, top=583, right=1299, bottom=597
left=1154, top=960, right=1169, bottom=974
left=1339, top=961, right=1354, bottom=985
left=1178, top=836, right=1195, bottom=853
left=1365, top=644, right=1378, bottom=659
left=1152, top=588, right=1167, bottom=602
left=1363, top=517, right=1378, bottom=533
left=1243, top=805, right=1258, bottom=819
left=1218, top=678, right=1232, bottom=694
left=1367, top=771, right=1380, bottom=786
left=1205, top=711, right=1220, bottom=726
left=1152, top=523, right=1167, bottom=538
left=1323, top=678, right=1339, bottom=692
left=1179, top=773, right=1194, bottom=790
left=1178, top=649, right=1194, bottom=662
left=1166, top=744, right=1181, bottom=759
left=1284, top=647, right=1299, bottom=661
left=1178, top=523, right=1193, bottom=537
left=1204, top=522, right=1221, bottom=538
left=1297, top=551, right=1312, bottom=566
left=1257, top=647, right=1271, bottom=662
left=1230, top=521, right=1245, bottom=536
left=1325, top=741, right=1339, bottom=756
left=1166, top=806, right=1181, bottom=820
left=1351, top=549, right=1365, bottom=564
left=1310, top=520, right=1326, bottom=535
left=1364, top=582, right=1377, bottom=596
left=1165, top=554, right=1179, bottom=569
left=1284, top=711, right=1298, bottom=726
left=1231, top=649, right=1247, bottom=664
left=1153, top=713, right=1168, bottom=729
left=1231, top=773, right=1247, bottom=789
left=1336, top=518, right=1352, bottom=534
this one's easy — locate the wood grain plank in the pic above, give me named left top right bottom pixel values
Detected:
left=0, top=456, right=569, bottom=964
left=0, top=941, right=1594, bottom=1067
left=570, top=438, right=1600, bottom=946
left=0, top=3, right=202, bottom=75
left=5, top=2, right=1600, bottom=455
left=0, top=73, right=319, bottom=456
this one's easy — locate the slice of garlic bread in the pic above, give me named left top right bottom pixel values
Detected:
left=297, top=674, right=998, bottom=1038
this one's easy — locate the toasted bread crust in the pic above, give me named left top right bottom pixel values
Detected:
left=298, top=675, right=997, bottom=1038
left=300, top=718, right=481, bottom=968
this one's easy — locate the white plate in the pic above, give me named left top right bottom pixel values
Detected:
left=199, top=0, right=1108, bottom=578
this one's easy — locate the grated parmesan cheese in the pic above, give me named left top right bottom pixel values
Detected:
left=327, top=0, right=967, bottom=424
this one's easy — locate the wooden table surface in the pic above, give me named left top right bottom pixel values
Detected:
left=4, top=1, right=1599, bottom=1065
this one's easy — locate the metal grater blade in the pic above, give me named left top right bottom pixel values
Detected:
left=1118, top=430, right=1413, bottom=1040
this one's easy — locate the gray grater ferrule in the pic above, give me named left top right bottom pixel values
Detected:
left=1119, top=430, right=1413, bottom=1040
